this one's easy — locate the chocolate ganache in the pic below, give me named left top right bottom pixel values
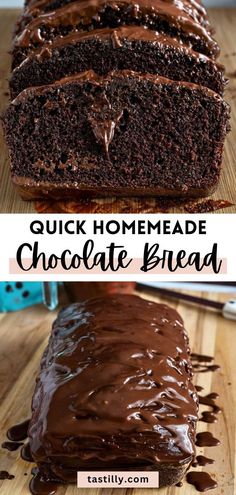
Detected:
left=28, top=295, right=198, bottom=487
left=13, top=0, right=219, bottom=59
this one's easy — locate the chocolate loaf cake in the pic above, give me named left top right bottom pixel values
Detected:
left=28, top=295, right=198, bottom=486
left=13, top=0, right=218, bottom=65
left=3, top=0, right=230, bottom=201
left=3, top=71, right=229, bottom=199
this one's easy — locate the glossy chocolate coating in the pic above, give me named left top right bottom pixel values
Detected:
left=28, top=295, right=198, bottom=481
left=14, top=0, right=219, bottom=57
left=15, top=25, right=222, bottom=68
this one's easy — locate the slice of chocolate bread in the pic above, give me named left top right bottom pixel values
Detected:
left=10, top=27, right=226, bottom=99
left=3, top=70, right=230, bottom=200
left=28, top=295, right=198, bottom=486
left=12, top=0, right=219, bottom=69
left=15, top=0, right=212, bottom=38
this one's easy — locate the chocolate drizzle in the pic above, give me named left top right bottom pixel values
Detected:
left=191, top=353, right=213, bottom=362
left=186, top=471, right=217, bottom=492
left=189, top=353, right=221, bottom=492
left=88, top=93, right=123, bottom=157
left=194, top=364, right=220, bottom=373
left=1, top=441, right=24, bottom=451
left=111, top=29, right=122, bottom=48
left=199, top=392, right=221, bottom=423
left=195, top=431, right=220, bottom=447
left=0, top=471, right=15, bottom=480
left=7, top=419, right=30, bottom=442
left=29, top=468, right=59, bottom=495
left=200, top=411, right=217, bottom=423
left=195, top=385, right=204, bottom=392
left=23, top=0, right=209, bottom=22
left=191, top=353, right=220, bottom=373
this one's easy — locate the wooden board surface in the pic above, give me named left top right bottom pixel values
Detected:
left=0, top=287, right=235, bottom=494
left=0, top=9, right=236, bottom=213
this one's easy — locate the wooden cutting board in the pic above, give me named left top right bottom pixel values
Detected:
left=0, top=8, right=236, bottom=213
left=0, top=287, right=235, bottom=494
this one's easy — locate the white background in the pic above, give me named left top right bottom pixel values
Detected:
left=0, top=0, right=236, bottom=7
left=0, top=214, right=235, bottom=281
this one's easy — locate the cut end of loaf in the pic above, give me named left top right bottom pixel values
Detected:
left=3, top=70, right=230, bottom=200
left=3, top=0, right=231, bottom=201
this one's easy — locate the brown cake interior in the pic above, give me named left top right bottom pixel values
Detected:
left=3, top=0, right=230, bottom=200
left=4, top=71, right=229, bottom=199
left=10, top=27, right=225, bottom=99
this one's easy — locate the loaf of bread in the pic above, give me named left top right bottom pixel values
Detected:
left=3, top=0, right=230, bottom=200
left=28, top=295, right=198, bottom=487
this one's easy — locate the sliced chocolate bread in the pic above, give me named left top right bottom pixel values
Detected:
left=28, top=295, right=198, bottom=486
left=10, top=27, right=226, bottom=99
left=12, top=0, right=219, bottom=69
left=15, top=0, right=212, bottom=37
left=3, top=70, right=230, bottom=200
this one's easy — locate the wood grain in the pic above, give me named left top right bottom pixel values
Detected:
left=0, top=288, right=235, bottom=494
left=0, top=8, right=236, bottom=213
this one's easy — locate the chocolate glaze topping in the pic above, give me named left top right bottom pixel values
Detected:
left=21, top=442, right=34, bottom=462
left=191, top=353, right=213, bottom=362
left=199, top=392, right=221, bottom=423
left=29, top=468, right=59, bottom=495
left=28, top=295, right=198, bottom=477
left=88, top=93, right=124, bottom=156
left=191, top=354, right=220, bottom=373
left=24, top=0, right=209, bottom=21
left=193, top=363, right=220, bottom=373
left=14, top=0, right=219, bottom=57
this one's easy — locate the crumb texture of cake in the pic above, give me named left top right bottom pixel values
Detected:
left=3, top=0, right=230, bottom=200
left=3, top=70, right=229, bottom=199
left=28, top=294, right=198, bottom=486
left=10, top=27, right=226, bottom=99
left=13, top=0, right=219, bottom=64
